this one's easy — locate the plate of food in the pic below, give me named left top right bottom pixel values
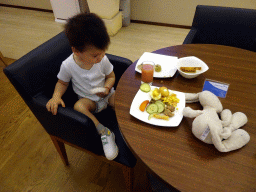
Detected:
left=135, top=52, right=178, bottom=78
left=130, top=84, right=185, bottom=127
left=177, top=56, right=209, bottom=79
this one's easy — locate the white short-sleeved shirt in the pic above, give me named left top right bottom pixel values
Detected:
left=57, top=53, right=113, bottom=101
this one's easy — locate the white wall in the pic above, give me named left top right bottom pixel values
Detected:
left=1, top=0, right=256, bottom=26
left=0, top=0, right=52, bottom=10
left=131, top=0, right=256, bottom=26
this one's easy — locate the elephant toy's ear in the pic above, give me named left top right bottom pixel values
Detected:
left=185, top=93, right=200, bottom=103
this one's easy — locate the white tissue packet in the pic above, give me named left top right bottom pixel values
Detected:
left=90, top=87, right=106, bottom=94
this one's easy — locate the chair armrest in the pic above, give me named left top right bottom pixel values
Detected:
left=32, top=93, right=104, bottom=154
left=183, top=28, right=198, bottom=44
left=106, top=53, right=133, bottom=66
left=32, top=93, right=137, bottom=167
left=106, top=53, right=133, bottom=88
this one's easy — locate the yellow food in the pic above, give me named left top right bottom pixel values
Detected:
left=180, top=67, right=201, bottom=73
left=162, top=93, right=180, bottom=107
left=159, top=87, right=169, bottom=97
left=153, top=114, right=169, bottom=120
left=150, top=88, right=162, bottom=100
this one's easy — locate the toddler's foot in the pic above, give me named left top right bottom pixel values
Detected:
left=101, top=129, right=118, bottom=160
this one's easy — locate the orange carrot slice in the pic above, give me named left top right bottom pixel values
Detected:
left=139, top=100, right=149, bottom=112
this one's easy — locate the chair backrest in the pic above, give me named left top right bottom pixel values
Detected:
left=4, top=31, right=133, bottom=107
left=4, top=32, right=72, bottom=106
left=191, top=5, right=256, bottom=51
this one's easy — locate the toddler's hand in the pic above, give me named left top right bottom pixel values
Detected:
left=96, top=88, right=109, bottom=98
left=46, top=97, right=65, bottom=115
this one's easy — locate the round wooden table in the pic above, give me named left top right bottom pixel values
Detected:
left=115, top=44, right=256, bottom=192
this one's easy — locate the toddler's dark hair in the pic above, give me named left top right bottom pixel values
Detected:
left=64, top=13, right=110, bottom=52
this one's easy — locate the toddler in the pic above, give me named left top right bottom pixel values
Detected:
left=46, top=13, right=118, bottom=160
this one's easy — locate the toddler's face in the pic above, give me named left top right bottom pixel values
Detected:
left=74, top=46, right=106, bottom=65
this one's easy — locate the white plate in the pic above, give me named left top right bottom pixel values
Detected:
left=135, top=52, right=178, bottom=78
left=130, top=86, right=185, bottom=127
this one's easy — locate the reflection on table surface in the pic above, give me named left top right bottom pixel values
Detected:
left=115, top=44, right=256, bottom=192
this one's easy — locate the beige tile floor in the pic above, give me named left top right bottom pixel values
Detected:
left=0, top=6, right=190, bottom=61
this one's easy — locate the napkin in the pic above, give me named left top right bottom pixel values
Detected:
left=90, top=87, right=106, bottom=94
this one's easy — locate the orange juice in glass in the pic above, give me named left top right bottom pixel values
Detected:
left=141, top=61, right=155, bottom=85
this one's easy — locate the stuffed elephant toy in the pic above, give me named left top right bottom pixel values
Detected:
left=183, top=91, right=250, bottom=152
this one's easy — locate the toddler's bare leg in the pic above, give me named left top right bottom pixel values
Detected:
left=74, top=97, right=118, bottom=160
left=74, top=98, right=99, bottom=127
left=108, top=92, right=115, bottom=109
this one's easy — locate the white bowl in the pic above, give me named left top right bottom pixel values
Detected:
left=177, top=56, right=209, bottom=79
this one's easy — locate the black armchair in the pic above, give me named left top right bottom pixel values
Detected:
left=147, top=172, right=177, bottom=192
left=183, top=5, right=256, bottom=52
left=4, top=32, right=137, bottom=191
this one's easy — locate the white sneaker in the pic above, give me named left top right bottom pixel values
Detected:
left=101, top=131, right=118, bottom=160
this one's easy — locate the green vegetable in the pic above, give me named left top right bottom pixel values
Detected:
left=146, top=103, right=158, bottom=114
left=155, top=101, right=165, bottom=113
left=155, top=64, right=162, bottom=72
left=155, top=100, right=165, bottom=107
left=140, top=83, right=151, bottom=92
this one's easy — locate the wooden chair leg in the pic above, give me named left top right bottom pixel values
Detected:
left=49, top=135, right=69, bottom=166
left=122, top=166, right=134, bottom=192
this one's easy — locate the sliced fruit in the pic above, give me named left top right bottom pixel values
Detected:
left=140, top=83, right=151, bottom=92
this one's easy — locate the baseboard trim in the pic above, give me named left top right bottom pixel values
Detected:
left=0, top=3, right=191, bottom=29
left=55, top=18, right=67, bottom=24
left=0, top=3, right=53, bottom=13
left=131, top=20, right=191, bottom=29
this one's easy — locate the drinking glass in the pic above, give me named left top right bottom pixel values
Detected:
left=141, top=61, right=155, bottom=85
